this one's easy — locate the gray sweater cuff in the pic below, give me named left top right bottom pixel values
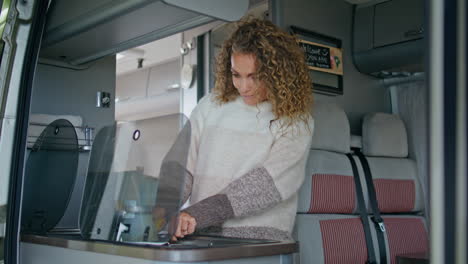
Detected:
left=182, top=194, right=234, bottom=229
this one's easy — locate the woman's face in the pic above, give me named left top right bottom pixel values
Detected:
left=230, top=52, right=267, bottom=106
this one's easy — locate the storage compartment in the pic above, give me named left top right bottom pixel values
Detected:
left=374, top=0, right=424, bottom=47
left=40, top=0, right=249, bottom=65
left=353, top=0, right=425, bottom=76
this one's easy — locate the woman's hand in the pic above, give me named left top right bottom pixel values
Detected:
left=172, top=212, right=197, bottom=240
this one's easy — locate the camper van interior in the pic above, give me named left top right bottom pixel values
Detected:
left=0, top=0, right=466, bottom=263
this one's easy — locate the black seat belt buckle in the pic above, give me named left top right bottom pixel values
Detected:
left=371, top=216, right=386, bottom=232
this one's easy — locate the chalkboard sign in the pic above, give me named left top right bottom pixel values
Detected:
left=298, top=39, right=343, bottom=76
left=290, top=26, right=343, bottom=96
left=299, top=41, right=331, bottom=69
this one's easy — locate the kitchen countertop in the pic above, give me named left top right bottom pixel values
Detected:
left=21, top=234, right=298, bottom=262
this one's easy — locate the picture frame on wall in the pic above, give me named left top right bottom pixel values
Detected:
left=290, top=26, right=344, bottom=95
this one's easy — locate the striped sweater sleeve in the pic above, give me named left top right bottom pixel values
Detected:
left=183, top=119, right=314, bottom=229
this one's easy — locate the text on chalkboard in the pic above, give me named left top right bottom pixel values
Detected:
left=298, top=41, right=332, bottom=69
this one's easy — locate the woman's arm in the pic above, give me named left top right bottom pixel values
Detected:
left=172, top=96, right=213, bottom=239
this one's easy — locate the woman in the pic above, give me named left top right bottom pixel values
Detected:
left=174, top=18, right=314, bottom=241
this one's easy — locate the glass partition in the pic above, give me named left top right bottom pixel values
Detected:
left=80, top=114, right=191, bottom=243
left=22, top=119, right=80, bottom=233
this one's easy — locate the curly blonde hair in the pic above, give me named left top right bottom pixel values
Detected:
left=213, top=18, right=313, bottom=129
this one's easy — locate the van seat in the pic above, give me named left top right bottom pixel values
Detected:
left=360, top=113, right=428, bottom=264
left=295, top=214, right=372, bottom=263
left=294, top=102, right=381, bottom=263
left=361, top=113, right=425, bottom=213
left=297, top=102, right=356, bottom=214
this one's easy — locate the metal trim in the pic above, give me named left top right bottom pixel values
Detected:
left=428, top=0, right=445, bottom=262
left=2, top=0, right=50, bottom=263
left=455, top=0, right=467, bottom=262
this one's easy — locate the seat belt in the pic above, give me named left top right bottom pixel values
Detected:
left=355, top=150, right=388, bottom=264
left=345, top=153, right=377, bottom=264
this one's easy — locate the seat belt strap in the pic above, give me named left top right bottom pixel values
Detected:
left=346, top=153, right=377, bottom=264
left=355, top=150, right=388, bottom=264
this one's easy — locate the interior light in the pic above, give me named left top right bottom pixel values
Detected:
left=168, top=83, right=180, bottom=89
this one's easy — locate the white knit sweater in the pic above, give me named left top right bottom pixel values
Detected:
left=183, top=94, right=314, bottom=241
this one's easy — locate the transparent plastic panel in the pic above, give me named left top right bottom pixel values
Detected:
left=80, top=114, right=191, bottom=243
left=22, top=119, right=79, bottom=233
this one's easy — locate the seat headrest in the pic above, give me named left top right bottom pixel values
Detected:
left=350, top=135, right=362, bottom=149
left=311, top=102, right=350, bottom=154
left=362, top=113, right=408, bottom=158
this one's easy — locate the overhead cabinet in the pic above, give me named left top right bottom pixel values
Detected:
left=353, top=0, right=425, bottom=76
left=373, top=0, right=424, bottom=47
left=40, top=0, right=249, bottom=66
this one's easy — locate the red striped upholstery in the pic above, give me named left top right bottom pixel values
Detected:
left=384, top=217, right=428, bottom=264
left=374, top=179, right=415, bottom=213
left=320, top=218, right=368, bottom=264
left=309, top=174, right=355, bottom=213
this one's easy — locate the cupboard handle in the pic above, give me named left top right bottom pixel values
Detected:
left=404, top=27, right=424, bottom=38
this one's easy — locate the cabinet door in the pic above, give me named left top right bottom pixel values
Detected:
left=374, top=0, right=424, bottom=48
